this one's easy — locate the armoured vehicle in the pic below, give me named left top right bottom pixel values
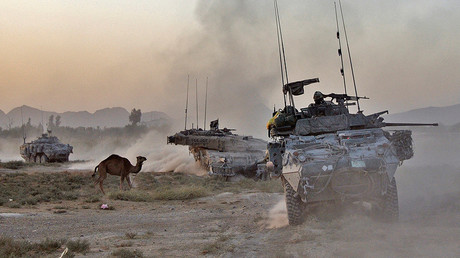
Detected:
left=267, top=81, right=437, bottom=225
left=167, top=120, right=268, bottom=179
left=20, top=132, right=73, bottom=163
left=268, top=1, right=438, bottom=225
left=267, top=1, right=439, bottom=225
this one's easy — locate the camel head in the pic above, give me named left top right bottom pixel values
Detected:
left=136, top=156, right=147, bottom=165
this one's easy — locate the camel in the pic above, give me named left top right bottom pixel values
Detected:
left=92, top=154, right=147, bottom=194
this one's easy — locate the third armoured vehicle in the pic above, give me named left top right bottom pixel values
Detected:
left=168, top=119, right=268, bottom=179
left=20, top=131, right=73, bottom=163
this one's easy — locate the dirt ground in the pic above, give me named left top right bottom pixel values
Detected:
left=1, top=165, right=459, bottom=257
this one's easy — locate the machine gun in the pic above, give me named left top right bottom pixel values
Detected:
left=324, top=93, right=369, bottom=106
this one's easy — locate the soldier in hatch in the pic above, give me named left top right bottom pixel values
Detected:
left=308, top=91, right=330, bottom=116
left=311, top=91, right=325, bottom=106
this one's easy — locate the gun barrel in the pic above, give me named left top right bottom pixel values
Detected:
left=383, top=122, right=438, bottom=127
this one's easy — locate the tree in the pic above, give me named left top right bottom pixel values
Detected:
left=55, top=115, right=61, bottom=127
left=129, top=108, right=142, bottom=126
left=48, top=115, right=55, bottom=130
left=37, top=123, right=44, bottom=133
left=7, top=116, right=13, bottom=130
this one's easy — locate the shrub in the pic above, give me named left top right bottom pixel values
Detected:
left=0, top=237, right=63, bottom=256
left=0, top=161, right=29, bottom=170
left=66, top=239, right=90, bottom=254
left=35, top=238, right=63, bottom=253
left=84, top=196, right=100, bottom=203
left=108, top=191, right=152, bottom=202
left=125, top=232, right=137, bottom=239
left=152, top=185, right=208, bottom=200
left=112, top=248, right=144, bottom=258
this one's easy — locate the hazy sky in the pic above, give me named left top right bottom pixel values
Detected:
left=1, top=0, right=459, bottom=135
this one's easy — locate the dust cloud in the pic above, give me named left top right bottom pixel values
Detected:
left=0, top=138, right=23, bottom=162
left=67, top=128, right=205, bottom=175
left=265, top=197, right=289, bottom=229
left=121, top=129, right=206, bottom=175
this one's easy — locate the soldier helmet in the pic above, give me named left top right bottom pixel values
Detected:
left=313, top=91, right=324, bottom=101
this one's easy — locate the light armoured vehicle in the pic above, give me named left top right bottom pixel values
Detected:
left=20, top=132, right=73, bottom=163
left=167, top=120, right=268, bottom=179
left=268, top=1, right=438, bottom=225
left=267, top=83, right=437, bottom=225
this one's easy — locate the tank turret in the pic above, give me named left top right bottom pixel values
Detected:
left=268, top=88, right=437, bottom=138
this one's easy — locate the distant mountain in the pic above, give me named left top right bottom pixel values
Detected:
left=0, top=105, right=170, bottom=129
left=385, top=104, right=460, bottom=126
left=0, top=109, right=7, bottom=128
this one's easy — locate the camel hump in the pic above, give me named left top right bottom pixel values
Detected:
left=107, top=154, right=123, bottom=160
left=101, top=154, right=124, bottom=162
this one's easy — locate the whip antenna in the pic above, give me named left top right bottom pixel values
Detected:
left=195, top=78, right=198, bottom=129
left=274, top=0, right=294, bottom=109
left=334, top=2, right=349, bottom=110
left=184, top=75, right=189, bottom=130
left=41, top=108, right=44, bottom=134
left=339, top=0, right=361, bottom=112
left=204, top=77, right=208, bottom=130
left=21, top=106, right=26, bottom=143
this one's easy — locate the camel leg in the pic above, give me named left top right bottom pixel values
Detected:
left=126, top=176, right=132, bottom=189
left=94, top=177, right=102, bottom=191
left=120, top=176, right=125, bottom=191
left=96, top=174, right=107, bottom=195
left=99, top=180, right=106, bottom=195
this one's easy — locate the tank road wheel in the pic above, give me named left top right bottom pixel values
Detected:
left=284, top=179, right=304, bottom=226
left=382, top=177, right=399, bottom=221
left=40, top=155, right=49, bottom=164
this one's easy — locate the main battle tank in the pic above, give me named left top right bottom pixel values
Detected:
left=167, top=120, right=268, bottom=179
left=20, top=132, right=73, bottom=163
left=267, top=81, right=437, bottom=225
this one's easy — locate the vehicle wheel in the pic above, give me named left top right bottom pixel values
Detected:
left=382, top=177, right=399, bottom=221
left=40, top=155, right=48, bottom=164
left=284, top=179, right=304, bottom=225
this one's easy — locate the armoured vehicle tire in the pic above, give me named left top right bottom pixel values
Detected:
left=40, top=155, right=48, bottom=164
left=382, top=177, right=399, bottom=221
left=284, top=179, right=304, bottom=225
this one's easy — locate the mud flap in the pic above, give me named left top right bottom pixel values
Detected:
left=282, top=163, right=301, bottom=193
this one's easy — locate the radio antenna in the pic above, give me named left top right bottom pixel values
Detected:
left=195, top=78, right=199, bottom=129
left=41, top=107, right=44, bottom=134
left=334, top=2, right=349, bottom=111
left=204, top=77, right=208, bottom=130
left=339, top=0, right=361, bottom=112
left=21, top=106, right=26, bottom=143
left=184, top=75, right=189, bottom=130
left=274, top=0, right=294, bottom=110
